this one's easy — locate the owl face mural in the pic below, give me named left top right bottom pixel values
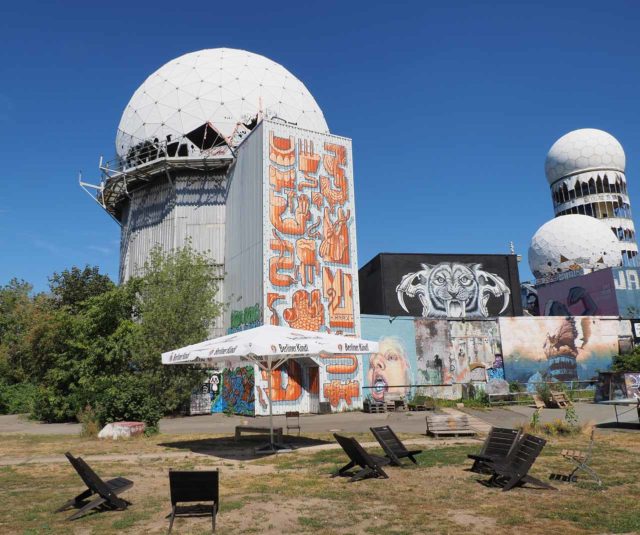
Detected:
left=396, top=262, right=511, bottom=318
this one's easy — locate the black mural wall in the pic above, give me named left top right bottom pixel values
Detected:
left=359, top=253, right=523, bottom=318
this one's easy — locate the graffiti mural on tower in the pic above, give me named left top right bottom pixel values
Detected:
left=262, top=124, right=361, bottom=412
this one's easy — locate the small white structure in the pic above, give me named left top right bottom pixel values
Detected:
left=529, top=214, right=621, bottom=281
left=544, top=128, right=637, bottom=265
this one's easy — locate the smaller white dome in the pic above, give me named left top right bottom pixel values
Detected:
left=545, top=128, right=625, bottom=185
left=529, top=214, right=621, bottom=279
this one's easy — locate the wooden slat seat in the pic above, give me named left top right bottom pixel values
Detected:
left=56, top=452, right=133, bottom=520
left=332, top=433, right=390, bottom=482
left=467, top=427, right=520, bottom=474
left=168, top=470, right=219, bottom=533
left=370, top=425, right=422, bottom=466
left=426, top=414, right=477, bottom=438
left=234, top=426, right=283, bottom=442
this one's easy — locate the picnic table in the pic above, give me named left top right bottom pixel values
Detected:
left=235, top=425, right=284, bottom=442
left=597, top=398, right=640, bottom=426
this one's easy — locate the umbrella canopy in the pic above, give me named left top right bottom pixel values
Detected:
left=162, top=325, right=378, bottom=452
left=162, top=324, right=377, bottom=365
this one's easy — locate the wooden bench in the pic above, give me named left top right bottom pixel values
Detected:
left=426, top=414, right=477, bottom=438
left=234, top=426, right=283, bottom=442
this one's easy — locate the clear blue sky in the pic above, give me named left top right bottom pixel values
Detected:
left=2, top=0, right=640, bottom=291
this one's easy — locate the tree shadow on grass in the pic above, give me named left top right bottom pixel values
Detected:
left=158, top=435, right=332, bottom=461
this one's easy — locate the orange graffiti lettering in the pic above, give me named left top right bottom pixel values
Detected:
left=269, top=132, right=295, bottom=166
left=319, top=206, right=350, bottom=264
left=295, top=238, right=320, bottom=286
left=269, top=166, right=295, bottom=192
left=319, top=354, right=358, bottom=374
left=269, top=231, right=295, bottom=287
left=283, top=289, right=324, bottom=331
left=267, top=292, right=285, bottom=325
left=269, top=191, right=310, bottom=235
left=322, top=267, right=355, bottom=329
left=323, top=380, right=360, bottom=407
left=262, top=361, right=303, bottom=402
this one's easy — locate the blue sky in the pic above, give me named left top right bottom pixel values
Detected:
left=2, top=0, right=640, bottom=291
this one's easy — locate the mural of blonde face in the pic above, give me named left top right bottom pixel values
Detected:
left=367, top=337, right=411, bottom=402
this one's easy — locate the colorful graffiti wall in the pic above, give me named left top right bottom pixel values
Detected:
left=613, top=267, right=640, bottom=318
left=361, top=315, right=503, bottom=400
left=261, top=123, right=362, bottom=413
left=499, top=317, right=618, bottom=389
left=211, top=366, right=255, bottom=416
left=537, top=269, right=618, bottom=316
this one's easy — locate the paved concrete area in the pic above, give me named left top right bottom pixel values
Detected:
left=1, top=401, right=637, bottom=437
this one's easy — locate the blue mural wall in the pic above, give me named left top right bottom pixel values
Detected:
left=613, top=267, right=640, bottom=318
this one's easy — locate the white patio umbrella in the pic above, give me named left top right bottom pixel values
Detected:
left=162, top=325, right=378, bottom=449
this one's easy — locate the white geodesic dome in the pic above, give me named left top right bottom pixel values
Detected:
left=116, top=48, right=328, bottom=158
left=529, top=214, right=621, bottom=278
left=544, top=128, right=625, bottom=185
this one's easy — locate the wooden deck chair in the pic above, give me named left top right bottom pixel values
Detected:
left=56, top=452, right=133, bottom=520
left=482, top=434, right=556, bottom=492
left=467, top=427, right=520, bottom=474
left=551, top=428, right=601, bottom=486
left=332, top=434, right=390, bottom=482
left=285, top=411, right=301, bottom=436
left=370, top=426, right=422, bottom=466
left=168, top=470, right=219, bottom=533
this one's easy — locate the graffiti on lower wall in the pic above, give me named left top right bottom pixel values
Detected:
left=361, top=316, right=502, bottom=400
left=211, top=366, right=255, bottom=415
left=499, top=317, right=617, bottom=389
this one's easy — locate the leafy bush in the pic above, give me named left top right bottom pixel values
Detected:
left=93, top=376, right=163, bottom=433
left=509, top=381, right=524, bottom=393
left=0, top=381, right=37, bottom=414
left=612, top=350, right=640, bottom=373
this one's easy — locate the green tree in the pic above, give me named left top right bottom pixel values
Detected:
left=134, top=244, right=223, bottom=414
left=49, top=265, right=114, bottom=313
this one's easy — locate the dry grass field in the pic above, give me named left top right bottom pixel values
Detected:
left=1, top=429, right=639, bottom=534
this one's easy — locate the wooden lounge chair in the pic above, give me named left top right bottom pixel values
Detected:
left=550, top=428, right=601, bottom=486
left=550, top=390, right=572, bottom=408
left=481, top=433, right=556, bottom=491
left=332, top=433, right=390, bottom=482
left=285, top=411, right=301, bottom=436
left=467, top=427, right=520, bottom=474
left=426, top=414, right=477, bottom=438
left=56, top=452, right=133, bottom=520
left=168, top=470, right=219, bottom=533
left=370, top=425, right=422, bottom=466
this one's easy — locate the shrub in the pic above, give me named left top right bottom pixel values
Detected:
left=77, top=404, right=101, bottom=437
left=0, top=381, right=37, bottom=414
left=93, top=375, right=163, bottom=433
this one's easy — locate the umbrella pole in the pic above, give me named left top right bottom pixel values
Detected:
left=267, top=355, right=274, bottom=445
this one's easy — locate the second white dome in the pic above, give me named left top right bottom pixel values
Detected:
left=529, top=214, right=621, bottom=279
